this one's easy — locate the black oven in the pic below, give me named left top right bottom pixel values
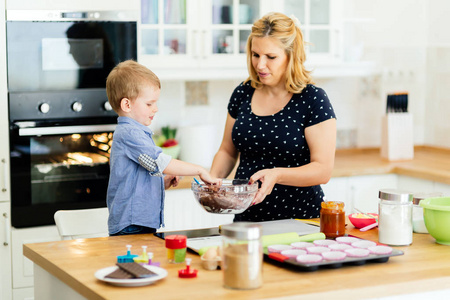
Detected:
left=6, top=10, right=137, bottom=228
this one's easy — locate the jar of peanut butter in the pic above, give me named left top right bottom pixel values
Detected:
left=320, top=201, right=346, bottom=238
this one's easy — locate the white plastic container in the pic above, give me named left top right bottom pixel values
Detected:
left=378, top=189, right=413, bottom=246
left=412, top=192, right=443, bottom=233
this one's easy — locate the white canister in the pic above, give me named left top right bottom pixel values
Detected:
left=412, top=192, right=443, bottom=233
left=378, top=189, right=413, bottom=246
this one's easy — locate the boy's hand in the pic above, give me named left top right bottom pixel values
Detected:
left=164, top=175, right=180, bottom=189
left=199, top=171, right=222, bottom=186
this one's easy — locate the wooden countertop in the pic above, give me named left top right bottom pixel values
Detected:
left=174, top=146, right=450, bottom=189
left=24, top=224, right=450, bottom=300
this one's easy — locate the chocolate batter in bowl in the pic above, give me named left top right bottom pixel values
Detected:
left=191, top=179, right=258, bottom=214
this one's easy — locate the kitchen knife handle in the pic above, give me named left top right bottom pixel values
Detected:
left=404, top=94, right=408, bottom=112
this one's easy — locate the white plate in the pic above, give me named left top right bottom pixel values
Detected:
left=95, top=265, right=168, bottom=287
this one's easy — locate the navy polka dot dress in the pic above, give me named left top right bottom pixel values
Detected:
left=228, top=81, right=336, bottom=221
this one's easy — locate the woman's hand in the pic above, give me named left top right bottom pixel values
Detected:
left=164, top=175, right=180, bottom=190
left=249, top=168, right=280, bottom=205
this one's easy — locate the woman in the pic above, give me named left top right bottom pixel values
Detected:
left=210, top=12, right=337, bottom=221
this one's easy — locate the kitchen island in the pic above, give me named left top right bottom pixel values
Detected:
left=24, top=223, right=450, bottom=300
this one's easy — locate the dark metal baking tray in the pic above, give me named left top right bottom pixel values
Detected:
left=264, top=242, right=404, bottom=272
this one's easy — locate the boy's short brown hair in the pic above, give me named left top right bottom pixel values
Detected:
left=106, top=60, right=161, bottom=112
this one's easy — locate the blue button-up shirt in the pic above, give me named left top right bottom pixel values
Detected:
left=107, top=116, right=172, bottom=234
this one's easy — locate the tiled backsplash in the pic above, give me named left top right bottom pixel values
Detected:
left=185, top=81, right=208, bottom=106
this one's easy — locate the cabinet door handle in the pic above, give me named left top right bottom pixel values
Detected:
left=3, top=212, right=9, bottom=246
left=1, top=158, right=6, bottom=193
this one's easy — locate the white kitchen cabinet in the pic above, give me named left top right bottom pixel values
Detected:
left=323, top=174, right=397, bottom=215
left=321, top=176, right=350, bottom=208
left=139, top=0, right=267, bottom=78
left=1, top=203, right=12, bottom=300
left=398, top=175, right=450, bottom=197
left=12, top=288, right=34, bottom=300
left=349, top=174, right=397, bottom=214
left=434, top=182, right=450, bottom=196
left=0, top=0, right=9, bottom=203
left=11, top=226, right=60, bottom=296
left=161, top=189, right=233, bottom=232
left=139, top=0, right=350, bottom=80
left=323, top=174, right=450, bottom=217
left=271, top=0, right=343, bottom=62
left=397, top=175, right=434, bottom=194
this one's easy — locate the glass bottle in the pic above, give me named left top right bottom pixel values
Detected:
left=320, top=201, right=345, bottom=238
left=378, top=189, right=413, bottom=246
left=221, top=222, right=263, bottom=290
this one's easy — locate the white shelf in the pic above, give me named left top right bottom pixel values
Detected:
left=308, top=61, right=379, bottom=78
left=150, top=61, right=378, bottom=81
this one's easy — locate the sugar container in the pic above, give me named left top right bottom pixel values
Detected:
left=378, top=189, right=413, bottom=246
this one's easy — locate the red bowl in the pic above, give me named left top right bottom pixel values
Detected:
left=348, top=213, right=378, bottom=229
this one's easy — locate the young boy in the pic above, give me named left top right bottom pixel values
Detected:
left=105, top=60, right=220, bottom=236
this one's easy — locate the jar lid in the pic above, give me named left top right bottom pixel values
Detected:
left=379, top=189, right=413, bottom=203
left=165, top=235, right=187, bottom=249
left=413, top=192, right=443, bottom=205
left=221, top=222, right=262, bottom=240
left=321, top=201, right=345, bottom=210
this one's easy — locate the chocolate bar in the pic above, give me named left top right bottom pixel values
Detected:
left=105, top=267, right=134, bottom=279
left=116, top=262, right=157, bottom=278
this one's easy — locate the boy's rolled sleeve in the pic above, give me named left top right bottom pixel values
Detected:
left=156, top=152, right=172, bottom=173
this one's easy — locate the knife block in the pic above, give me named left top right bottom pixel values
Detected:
left=381, top=113, right=414, bottom=161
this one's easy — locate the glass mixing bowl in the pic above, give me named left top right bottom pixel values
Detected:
left=191, top=179, right=258, bottom=214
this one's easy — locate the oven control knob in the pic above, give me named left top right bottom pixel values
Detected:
left=72, top=101, right=83, bottom=112
left=39, top=103, right=50, bottom=114
left=103, top=101, right=112, bottom=111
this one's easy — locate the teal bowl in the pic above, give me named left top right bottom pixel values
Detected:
left=420, top=197, right=450, bottom=245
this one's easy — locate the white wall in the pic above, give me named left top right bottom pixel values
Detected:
left=327, top=0, right=449, bottom=148
left=425, top=2, right=450, bottom=148
left=154, top=0, right=449, bottom=155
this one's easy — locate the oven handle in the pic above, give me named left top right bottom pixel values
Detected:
left=18, top=124, right=117, bottom=136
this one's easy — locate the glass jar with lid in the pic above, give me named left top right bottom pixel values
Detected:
left=221, top=222, right=263, bottom=290
left=378, top=189, right=413, bottom=246
left=320, top=201, right=346, bottom=238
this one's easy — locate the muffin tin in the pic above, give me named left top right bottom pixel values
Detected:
left=264, top=237, right=404, bottom=272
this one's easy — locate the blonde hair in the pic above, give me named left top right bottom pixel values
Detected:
left=106, top=60, right=161, bottom=112
left=244, top=12, right=313, bottom=93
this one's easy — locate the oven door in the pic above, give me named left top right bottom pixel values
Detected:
left=6, top=16, right=137, bottom=92
left=10, top=121, right=116, bottom=228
